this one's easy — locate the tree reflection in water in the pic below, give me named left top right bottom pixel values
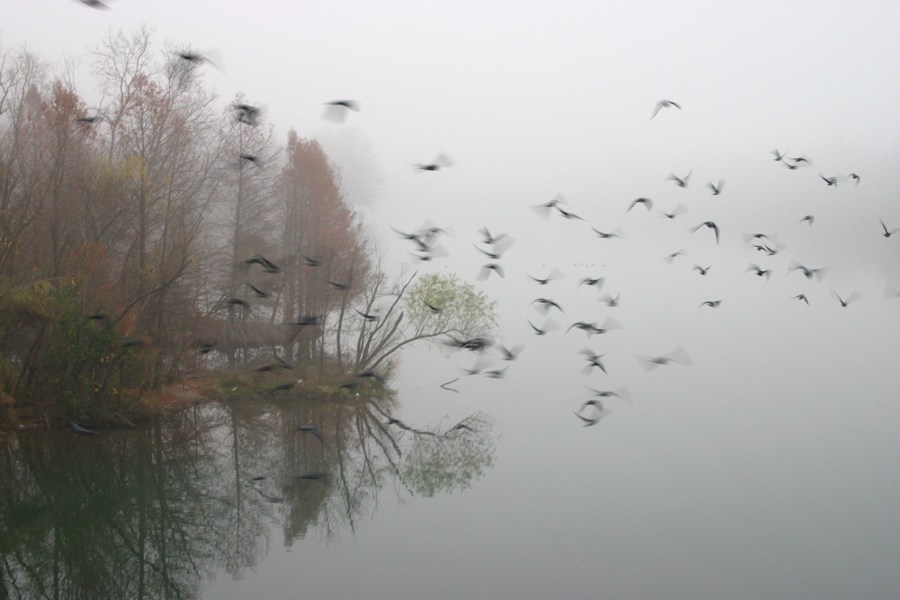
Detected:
left=0, top=393, right=495, bottom=599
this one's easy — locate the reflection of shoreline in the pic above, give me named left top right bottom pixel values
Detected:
left=0, top=395, right=495, bottom=598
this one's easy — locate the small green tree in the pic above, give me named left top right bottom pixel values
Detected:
left=348, top=266, right=497, bottom=375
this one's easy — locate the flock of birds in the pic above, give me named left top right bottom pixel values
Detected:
left=384, top=102, right=898, bottom=427
left=69, top=1, right=898, bottom=431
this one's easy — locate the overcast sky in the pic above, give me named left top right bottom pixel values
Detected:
left=5, top=0, right=899, bottom=354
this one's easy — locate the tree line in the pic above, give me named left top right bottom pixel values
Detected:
left=0, top=28, right=496, bottom=428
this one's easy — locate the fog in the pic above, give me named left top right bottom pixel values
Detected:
left=5, top=1, right=900, bottom=598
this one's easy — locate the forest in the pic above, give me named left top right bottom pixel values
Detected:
left=0, top=29, right=495, bottom=429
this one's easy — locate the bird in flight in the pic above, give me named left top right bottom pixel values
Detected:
left=323, top=100, right=360, bottom=123
left=690, top=221, right=720, bottom=244
left=699, top=300, right=722, bottom=308
left=413, top=152, right=454, bottom=171
left=693, top=264, right=711, bottom=276
left=747, top=264, right=772, bottom=280
left=793, top=294, right=810, bottom=305
left=650, top=99, right=681, bottom=119
left=579, top=348, right=608, bottom=374
left=848, top=172, right=861, bottom=184
left=532, top=297, right=564, bottom=313
left=658, top=202, right=688, bottom=220
left=667, top=170, right=691, bottom=188
left=574, top=400, right=613, bottom=427
left=772, top=149, right=787, bottom=162
left=800, top=215, right=815, bottom=226
left=707, top=180, right=724, bottom=196
left=636, top=347, right=692, bottom=371
left=626, top=198, right=653, bottom=213
left=788, top=262, right=826, bottom=281
left=833, top=290, right=861, bottom=307
left=820, top=174, right=839, bottom=187
left=880, top=219, right=899, bottom=238
left=527, top=268, right=563, bottom=285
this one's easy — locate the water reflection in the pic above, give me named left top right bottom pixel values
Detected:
left=0, top=394, right=495, bottom=599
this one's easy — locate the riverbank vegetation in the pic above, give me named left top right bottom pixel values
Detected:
left=0, top=30, right=496, bottom=430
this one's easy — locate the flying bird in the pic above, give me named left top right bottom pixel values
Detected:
left=848, top=172, right=861, bottom=184
left=626, top=198, right=653, bottom=213
left=772, top=149, right=787, bottom=162
left=527, top=268, right=563, bottom=285
left=658, top=202, right=688, bottom=220
left=532, top=298, right=563, bottom=313
left=413, top=152, right=454, bottom=171
left=880, top=219, right=899, bottom=238
left=820, top=174, right=838, bottom=187
left=295, top=424, right=324, bottom=444
left=636, top=347, right=692, bottom=371
left=579, top=348, right=608, bottom=374
left=747, top=264, right=772, bottom=280
left=800, top=215, right=815, bottom=226
left=707, top=180, right=724, bottom=196
left=591, top=226, right=625, bottom=239
left=650, top=99, right=681, bottom=119
left=667, top=170, right=691, bottom=188
left=832, top=290, right=861, bottom=307
left=323, top=100, right=360, bottom=123
left=699, top=300, right=722, bottom=308
left=793, top=294, right=810, bottom=305
left=693, top=265, right=711, bottom=276
left=690, top=221, right=720, bottom=244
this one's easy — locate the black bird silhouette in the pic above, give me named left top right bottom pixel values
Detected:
left=650, top=99, right=681, bottom=119
left=591, top=226, right=625, bottom=239
left=174, top=50, right=223, bottom=72
left=329, top=280, right=351, bottom=290
left=527, top=319, right=559, bottom=336
left=707, top=180, right=724, bottom=196
left=626, top=198, right=653, bottom=213
left=77, top=0, right=110, bottom=9
left=636, top=347, right=692, bottom=371
left=573, top=401, right=612, bottom=426
left=555, top=205, right=584, bottom=221
left=355, top=309, right=379, bottom=322
left=800, top=215, right=815, bottom=226
left=599, top=292, right=620, bottom=307
left=586, top=386, right=632, bottom=402
left=567, top=317, right=622, bottom=337
left=848, top=172, right=861, bottom=184
left=690, top=221, right=720, bottom=244
left=693, top=265, right=711, bottom=276
left=498, top=343, right=524, bottom=361
left=578, top=276, right=605, bottom=290
left=232, top=103, right=262, bottom=126
left=245, top=255, right=280, bottom=273
left=424, top=301, right=443, bottom=314
left=323, top=100, right=360, bottom=123
left=527, top=268, right=563, bottom=284
left=413, top=152, right=454, bottom=171
left=794, top=294, right=810, bottom=305
left=772, top=149, right=787, bottom=162
left=479, top=226, right=507, bottom=245
left=667, top=169, right=691, bottom=188
left=699, top=300, right=722, bottom=308
left=788, top=262, right=826, bottom=281
left=477, top=263, right=505, bottom=280
left=747, top=264, right=772, bottom=280
left=302, top=255, right=321, bottom=267
left=531, top=297, right=563, bottom=313
left=76, top=114, right=102, bottom=124
left=579, top=348, right=608, bottom=374
left=247, top=283, right=269, bottom=298
left=532, top=194, right=566, bottom=218
left=880, top=219, right=899, bottom=238
left=820, top=174, right=838, bottom=187
left=659, top=202, right=688, bottom=220
left=832, top=290, right=861, bottom=307
left=663, top=249, right=688, bottom=263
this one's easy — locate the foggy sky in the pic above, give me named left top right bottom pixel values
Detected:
left=5, top=3, right=900, bottom=598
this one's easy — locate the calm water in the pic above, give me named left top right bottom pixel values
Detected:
left=2, top=327, right=899, bottom=599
